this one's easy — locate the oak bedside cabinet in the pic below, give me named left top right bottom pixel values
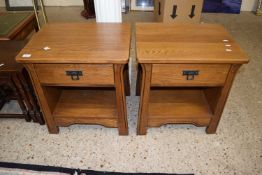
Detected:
left=16, top=23, right=131, bottom=135
left=136, top=23, right=249, bottom=135
left=0, top=12, right=38, bottom=40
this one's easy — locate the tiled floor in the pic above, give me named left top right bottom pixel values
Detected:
left=0, top=7, right=261, bottom=175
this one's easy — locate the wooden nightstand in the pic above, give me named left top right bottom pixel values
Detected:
left=16, top=23, right=131, bottom=135
left=136, top=23, right=249, bottom=135
left=0, top=41, right=44, bottom=124
left=0, top=12, right=38, bottom=40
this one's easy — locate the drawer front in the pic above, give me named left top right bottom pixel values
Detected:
left=151, top=64, right=231, bottom=86
left=35, top=64, right=114, bottom=86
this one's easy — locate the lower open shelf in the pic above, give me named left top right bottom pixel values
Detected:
left=45, top=88, right=118, bottom=127
left=148, top=89, right=213, bottom=127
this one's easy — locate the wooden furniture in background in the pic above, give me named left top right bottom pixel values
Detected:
left=81, top=0, right=95, bottom=19
left=0, top=12, right=38, bottom=40
left=16, top=23, right=131, bottom=135
left=136, top=23, right=249, bottom=135
left=0, top=41, right=44, bottom=124
left=154, top=0, right=203, bottom=23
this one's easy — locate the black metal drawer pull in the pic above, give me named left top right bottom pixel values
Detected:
left=66, top=71, right=83, bottom=80
left=183, top=70, right=199, bottom=80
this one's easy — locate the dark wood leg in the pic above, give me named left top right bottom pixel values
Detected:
left=19, top=69, right=45, bottom=125
left=114, top=64, right=128, bottom=135
left=81, top=0, right=96, bottom=19
left=137, top=64, right=152, bottom=135
left=34, top=111, right=45, bottom=125
left=12, top=73, right=36, bottom=122
left=8, top=80, right=31, bottom=122
left=206, top=64, right=240, bottom=134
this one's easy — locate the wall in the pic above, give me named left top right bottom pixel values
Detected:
left=0, top=0, right=259, bottom=11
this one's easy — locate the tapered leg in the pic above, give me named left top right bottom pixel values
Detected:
left=12, top=73, right=36, bottom=122
left=19, top=74, right=39, bottom=123
left=137, top=64, right=152, bottom=135
left=206, top=64, right=240, bottom=134
left=19, top=69, right=45, bottom=125
left=114, top=64, right=128, bottom=135
left=26, top=64, right=59, bottom=133
left=8, top=80, right=31, bottom=122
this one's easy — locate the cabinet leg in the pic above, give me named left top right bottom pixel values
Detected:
left=138, top=125, right=147, bottom=135
left=48, top=125, right=59, bottom=134
left=114, top=64, right=128, bottom=135
left=35, top=111, right=45, bottom=125
left=206, top=124, right=217, bottom=134
left=206, top=64, right=240, bottom=134
left=137, top=64, right=152, bottom=135
left=13, top=73, right=37, bottom=122
left=26, top=64, right=59, bottom=134
left=9, top=79, right=31, bottom=122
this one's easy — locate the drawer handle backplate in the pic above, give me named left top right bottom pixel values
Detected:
left=182, top=70, right=199, bottom=80
left=66, top=71, right=83, bottom=80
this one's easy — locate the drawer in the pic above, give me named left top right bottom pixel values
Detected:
left=151, top=64, right=231, bottom=86
left=35, top=64, right=114, bottom=86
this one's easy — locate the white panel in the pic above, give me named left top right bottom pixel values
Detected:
left=94, top=0, right=122, bottom=23
left=241, top=0, right=257, bottom=11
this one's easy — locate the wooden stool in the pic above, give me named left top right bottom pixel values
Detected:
left=0, top=41, right=44, bottom=124
left=0, top=12, right=38, bottom=40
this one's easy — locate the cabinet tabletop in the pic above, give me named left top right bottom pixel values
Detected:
left=136, top=23, right=249, bottom=64
left=16, top=23, right=131, bottom=64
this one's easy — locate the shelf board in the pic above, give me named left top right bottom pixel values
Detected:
left=148, top=89, right=212, bottom=127
left=53, top=90, right=117, bottom=119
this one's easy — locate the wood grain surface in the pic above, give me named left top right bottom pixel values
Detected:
left=53, top=90, right=117, bottom=119
left=151, top=64, right=230, bottom=86
left=34, top=64, right=114, bottom=86
left=148, top=89, right=212, bottom=127
left=136, top=23, right=249, bottom=64
left=16, top=23, right=131, bottom=64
